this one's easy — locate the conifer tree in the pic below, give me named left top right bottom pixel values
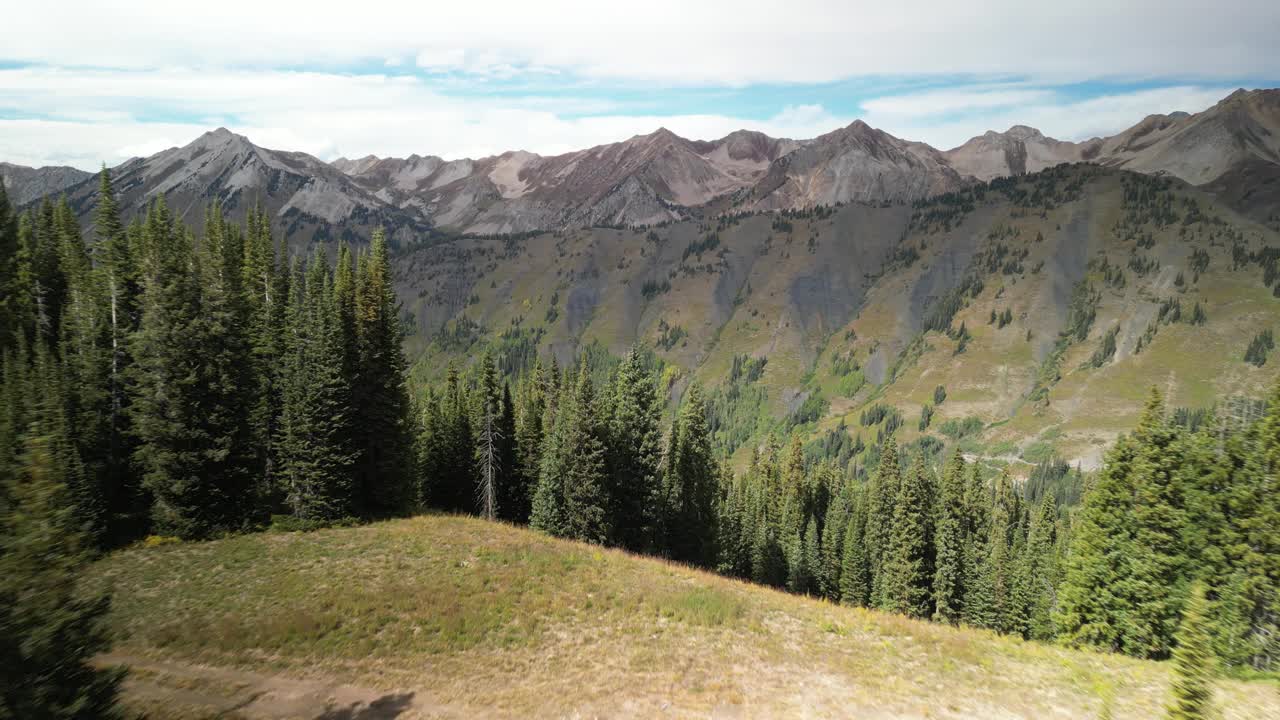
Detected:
left=1166, top=583, right=1216, bottom=719
left=531, top=365, right=610, bottom=542
left=495, top=382, right=520, bottom=518
left=1124, top=389, right=1189, bottom=658
left=933, top=452, right=967, bottom=624
left=963, top=464, right=995, bottom=627
left=195, top=204, right=257, bottom=524
left=839, top=492, right=872, bottom=606
left=664, top=383, right=718, bottom=566
left=240, top=205, right=288, bottom=510
left=429, top=363, right=476, bottom=513
left=0, top=182, right=20, bottom=352
left=866, top=439, right=901, bottom=604
left=91, top=168, right=144, bottom=545
left=351, top=230, right=416, bottom=516
left=277, top=253, right=357, bottom=522
left=819, top=486, right=850, bottom=600
left=984, top=471, right=1018, bottom=633
left=510, top=361, right=547, bottom=522
left=880, top=457, right=933, bottom=618
left=606, top=346, right=663, bottom=551
left=1020, top=495, right=1059, bottom=640
left=0, top=422, right=125, bottom=718
left=801, top=517, right=821, bottom=595
left=130, top=199, right=246, bottom=538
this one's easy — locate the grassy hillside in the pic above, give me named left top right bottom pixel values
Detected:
left=88, top=516, right=1279, bottom=719
left=395, top=165, right=1280, bottom=472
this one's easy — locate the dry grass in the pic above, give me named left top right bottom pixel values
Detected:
left=88, top=515, right=1280, bottom=719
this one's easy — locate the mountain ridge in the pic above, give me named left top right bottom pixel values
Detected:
left=10, top=88, right=1280, bottom=239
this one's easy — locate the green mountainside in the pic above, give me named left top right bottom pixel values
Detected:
left=398, top=164, right=1280, bottom=470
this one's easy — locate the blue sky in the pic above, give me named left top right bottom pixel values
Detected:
left=2, top=0, right=1278, bottom=169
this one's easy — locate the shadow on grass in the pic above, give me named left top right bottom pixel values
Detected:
left=317, top=692, right=416, bottom=719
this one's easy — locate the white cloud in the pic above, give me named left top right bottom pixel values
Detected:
left=0, top=67, right=854, bottom=169
left=0, top=63, right=1247, bottom=169
left=860, top=85, right=1237, bottom=149
left=4, top=1, right=1278, bottom=85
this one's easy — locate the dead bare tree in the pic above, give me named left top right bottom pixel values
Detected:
left=478, top=406, right=500, bottom=520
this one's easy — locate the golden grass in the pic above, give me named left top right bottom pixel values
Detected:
left=89, top=515, right=1280, bottom=719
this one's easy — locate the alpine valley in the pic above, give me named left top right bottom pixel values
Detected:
left=6, top=87, right=1280, bottom=470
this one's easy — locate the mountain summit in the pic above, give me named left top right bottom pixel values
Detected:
left=12, top=88, right=1280, bottom=238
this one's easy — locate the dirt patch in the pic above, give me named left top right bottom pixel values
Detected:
left=98, top=653, right=444, bottom=719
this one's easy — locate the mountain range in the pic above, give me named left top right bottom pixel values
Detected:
left=6, top=88, right=1280, bottom=470
left=6, top=89, right=1278, bottom=241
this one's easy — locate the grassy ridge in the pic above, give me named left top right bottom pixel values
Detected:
left=89, top=516, right=1280, bottom=718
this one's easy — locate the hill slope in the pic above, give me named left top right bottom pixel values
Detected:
left=88, top=515, right=1278, bottom=719
left=398, top=164, right=1280, bottom=470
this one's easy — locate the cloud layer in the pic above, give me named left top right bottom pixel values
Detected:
left=2, top=0, right=1275, bottom=168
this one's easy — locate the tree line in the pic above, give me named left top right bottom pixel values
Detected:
left=2, top=172, right=1273, bottom=716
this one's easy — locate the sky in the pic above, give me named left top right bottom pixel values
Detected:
left=3, top=0, right=1278, bottom=170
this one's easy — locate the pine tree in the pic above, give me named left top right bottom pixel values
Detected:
left=963, top=464, right=995, bottom=627
left=510, top=361, right=547, bottom=522
left=277, top=253, right=357, bottom=522
left=1020, top=494, right=1059, bottom=640
left=1166, top=582, right=1216, bottom=719
left=933, top=452, right=967, bottom=623
left=606, top=346, right=663, bottom=551
left=531, top=365, right=610, bottom=542
left=495, top=383, right=520, bottom=519
left=195, top=204, right=257, bottom=524
left=819, top=485, right=850, bottom=600
left=839, top=492, right=872, bottom=606
left=866, top=439, right=901, bottom=605
left=800, top=517, right=821, bottom=595
left=430, top=363, right=476, bottom=513
left=0, top=423, right=125, bottom=718
left=130, top=199, right=245, bottom=538
left=351, top=230, right=416, bottom=517
left=240, top=205, right=287, bottom=512
left=55, top=197, right=114, bottom=547
left=1123, top=388, right=1188, bottom=658
left=664, top=383, right=718, bottom=566
left=880, top=456, right=933, bottom=618
left=91, top=168, right=144, bottom=546
left=0, top=181, right=20, bottom=352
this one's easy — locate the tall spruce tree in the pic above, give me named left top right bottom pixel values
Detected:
left=277, top=253, right=357, bottom=522
left=839, top=491, right=872, bottom=606
left=531, top=365, right=610, bottom=543
left=351, top=230, right=416, bottom=516
left=509, top=361, right=547, bottom=522
left=933, top=452, right=967, bottom=624
left=1020, top=494, right=1059, bottom=640
left=130, top=199, right=245, bottom=538
left=91, top=168, right=144, bottom=545
left=0, top=182, right=20, bottom=352
left=866, top=439, right=901, bottom=605
left=606, top=346, right=663, bottom=551
left=664, top=383, right=718, bottom=566
left=880, top=457, right=933, bottom=618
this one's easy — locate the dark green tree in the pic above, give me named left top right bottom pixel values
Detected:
left=664, top=383, right=718, bottom=566
left=351, top=229, right=416, bottom=516
left=1166, top=582, right=1216, bottom=719
left=605, top=346, right=663, bottom=551
left=880, top=457, right=933, bottom=618
left=839, top=492, right=872, bottom=606
left=277, top=253, right=357, bottom=522
left=933, top=452, right=967, bottom=623
left=0, top=423, right=125, bottom=719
